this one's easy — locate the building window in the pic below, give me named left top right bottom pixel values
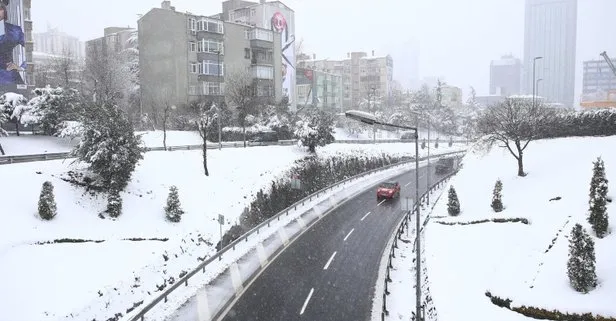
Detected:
left=196, top=18, right=224, bottom=34
left=189, top=85, right=197, bottom=95
left=189, top=42, right=197, bottom=52
left=188, top=18, right=196, bottom=30
left=244, top=29, right=250, bottom=40
left=202, top=82, right=224, bottom=95
left=245, top=48, right=251, bottom=59
left=251, top=9, right=256, bottom=16
left=190, top=63, right=198, bottom=74
left=252, top=65, right=273, bottom=79
left=201, top=60, right=224, bottom=76
left=198, top=39, right=224, bottom=54
left=248, top=28, right=273, bottom=42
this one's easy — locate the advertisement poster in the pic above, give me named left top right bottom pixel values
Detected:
left=0, top=0, right=27, bottom=92
left=265, top=4, right=295, bottom=110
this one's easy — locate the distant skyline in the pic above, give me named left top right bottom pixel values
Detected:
left=32, top=0, right=616, bottom=103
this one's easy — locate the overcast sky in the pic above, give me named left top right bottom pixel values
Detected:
left=32, top=0, right=616, bottom=99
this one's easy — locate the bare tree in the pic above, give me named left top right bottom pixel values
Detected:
left=477, top=97, right=554, bottom=177
left=224, top=66, right=257, bottom=147
left=52, top=48, right=76, bottom=88
left=192, top=99, right=216, bottom=176
left=84, top=47, right=134, bottom=109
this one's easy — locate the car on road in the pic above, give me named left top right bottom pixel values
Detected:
left=376, top=181, right=401, bottom=200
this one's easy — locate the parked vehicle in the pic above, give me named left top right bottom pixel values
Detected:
left=376, top=181, right=401, bottom=200
left=435, top=156, right=460, bottom=174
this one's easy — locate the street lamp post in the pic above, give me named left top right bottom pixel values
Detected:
left=345, top=110, right=422, bottom=321
left=535, top=78, right=543, bottom=104
left=216, top=49, right=223, bottom=150
left=532, top=56, right=543, bottom=108
left=411, top=110, right=431, bottom=206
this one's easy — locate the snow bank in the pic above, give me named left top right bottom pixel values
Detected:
left=425, top=136, right=616, bottom=320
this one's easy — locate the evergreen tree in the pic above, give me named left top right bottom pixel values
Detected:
left=567, top=224, right=597, bottom=293
left=72, top=103, right=144, bottom=191
left=491, top=179, right=504, bottom=212
left=294, top=109, right=335, bottom=153
left=106, top=189, right=123, bottom=218
left=165, top=185, right=184, bottom=222
left=588, top=157, right=609, bottom=238
left=447, top=186, right=460, bottom=216
left=38, top=181, right=57, bottom=220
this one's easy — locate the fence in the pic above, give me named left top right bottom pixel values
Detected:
left=0, top=139, right=470, bottom=165
left=379, top=169, right=458, bottom=320
left=126, top=150, right=466, bottom=321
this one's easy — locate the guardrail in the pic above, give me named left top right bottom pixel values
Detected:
left=126, top=149, right=466, bottom=321
left=378, top=167, right=459, bottom=320
left=0, top=139, right=471, bottom=165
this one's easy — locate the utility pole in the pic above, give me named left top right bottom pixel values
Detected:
left=217, top=49, right=223, bottom=149
left=532, top=56, right=543, bottom=109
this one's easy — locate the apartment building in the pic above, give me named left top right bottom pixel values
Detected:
left=138, top=1, right=282, bottom=109
left=490, top=54, right=522, bottom=96
left=85, top=27, right=135, bottom=58
left=34, top=26, right=84, bottom=59
left=296, top=67, right=343, bottom=112
left=299, top=51, right=393, bottom=110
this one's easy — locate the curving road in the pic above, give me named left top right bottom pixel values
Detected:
left=171, top=163, right=449, bottom=321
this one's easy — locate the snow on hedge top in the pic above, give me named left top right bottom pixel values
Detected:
left=426, top=135, right=616, bottom=320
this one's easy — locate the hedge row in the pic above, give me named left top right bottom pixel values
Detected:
left=485, top=291, right=616, bottom=321
left=216, top=153, right=408, bottom=249
left=538, top=109, right=616, bottom=139
left=434, top=217, right=530, bottom=226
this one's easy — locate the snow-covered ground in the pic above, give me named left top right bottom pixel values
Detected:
left=0, top=140, right=465, bottom=321
left=333, top=127, right=465, bottom=141
left=0, top=134, right=79, bottom=155
left=387, top=136, right=616, bottom=321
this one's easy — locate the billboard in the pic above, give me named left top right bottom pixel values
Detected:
left=263, top=4, right=296, bottom=110
left=0, top=0, right=27, bottom=91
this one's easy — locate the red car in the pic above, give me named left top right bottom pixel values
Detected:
left=377, top=181, right=401, bottom=201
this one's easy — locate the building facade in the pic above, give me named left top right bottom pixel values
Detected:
left=490, top=54, right=522, bottom=96
left=33, top=26, right=84, bottom=59
left=296, top=67, right=343, bottom=111
left=86, top=27, right=135, bottom=58
left=441, top=85, right=463, bottom=108
left=523, top=0, right=577, bottom=107
left=224, top=0, right=296, bottom=110
left=582, top=58, right=616, bottom=95
left=299, top=51, right=393, bottom=110
left=138, top=1, right=282, bottom=109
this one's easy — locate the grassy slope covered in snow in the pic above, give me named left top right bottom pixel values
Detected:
left=426, top=136, right=616, bottom=321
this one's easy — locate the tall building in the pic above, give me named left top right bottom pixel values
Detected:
left=33, top=26, right=84, bottom=59
left=224, top=0, right=296, bottom=110
left=0, top=0, right=34, bottom=94
left=86, top=27, right=135, bottom=58
left=138, top=1, right=283, bottom=109
left=523, top=0, right=577, bottom=107
left=299, top=51, right=394, bottom=110
left=490, top=55, right=522, bottom=96
left=296, top=67, right=343, bottom=112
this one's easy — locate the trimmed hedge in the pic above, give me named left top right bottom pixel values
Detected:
left=434, top=217, right=529, bottom=226
left=538, top=109, right=616, bottom=139
left=485, top=291, right=616, bottom=321
left=217, top=153, right=407, bottom=249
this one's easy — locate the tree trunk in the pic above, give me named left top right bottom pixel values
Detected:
left=516, top=141, right=525, bottom=177
left=242, top=125, right=246, bottom=148
left=0, top=143, right=5, bottom=155
left=202, top=134, right=209, bottom=176
left=162, top=117, right=167, bottom=151
left=15, top=120, right=20, bottom=136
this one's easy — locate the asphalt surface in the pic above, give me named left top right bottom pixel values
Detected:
left=207, top=164, right=448, bottom=321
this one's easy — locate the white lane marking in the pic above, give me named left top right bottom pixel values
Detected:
left=343, top=228, right=355, bottom=241
left=361, top=211, right=371, bottom=221
left=197, top=288, right=211, bottom=321
left=323, top=251, right=337, bottom=270
left=278, top=227, right=289, bottom=245
left=256, top=242, right=268, bottom=268
left=230, top=262, right=244, bottom=294
left=300, top=288, right=315, bottom=315
left=377, top=199, right=386, bottom=206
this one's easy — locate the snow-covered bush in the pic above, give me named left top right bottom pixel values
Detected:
left=567, top=223, right=597, bottom=293
left=588, top=157, right=609, bottom=238
left=0, top=92, right=30, bottom=135
left=491, top=179, right=503, bottom=213
left=27, top=86, right=82, bottom=135
left=165, top=185, right=184, bottom=222
left=71, top=103, right=144, bottom=191
left=295, top=109, right=334, bottom=153
left=447, top=186, right=460, bottom=216
left=38, top=181, right=57, bottom=220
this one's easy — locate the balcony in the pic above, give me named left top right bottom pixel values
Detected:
left=249, top=28, right=273, bottom=49
left=251, top=65, right=273, bottom=80
left=251, top=50, right=273, bottom=66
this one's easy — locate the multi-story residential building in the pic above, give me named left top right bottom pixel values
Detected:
left=85, top=27, right=135, bottom=58
left=223, top=0, right=296, bottom=110
left=138, top=1, right=282, bottom=109
left=299, top=51, right=393, bottom=110
left=296, top=67, right=343, bottom=112
left=0, top=0, right=33, bottom=94
left=34, top=26, right=84, bottom=59
left=490, top=54, right=522, bottom=96
left=441, top=85, right=463, bottom=108
left=523, top=0, right=577, bottom=107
